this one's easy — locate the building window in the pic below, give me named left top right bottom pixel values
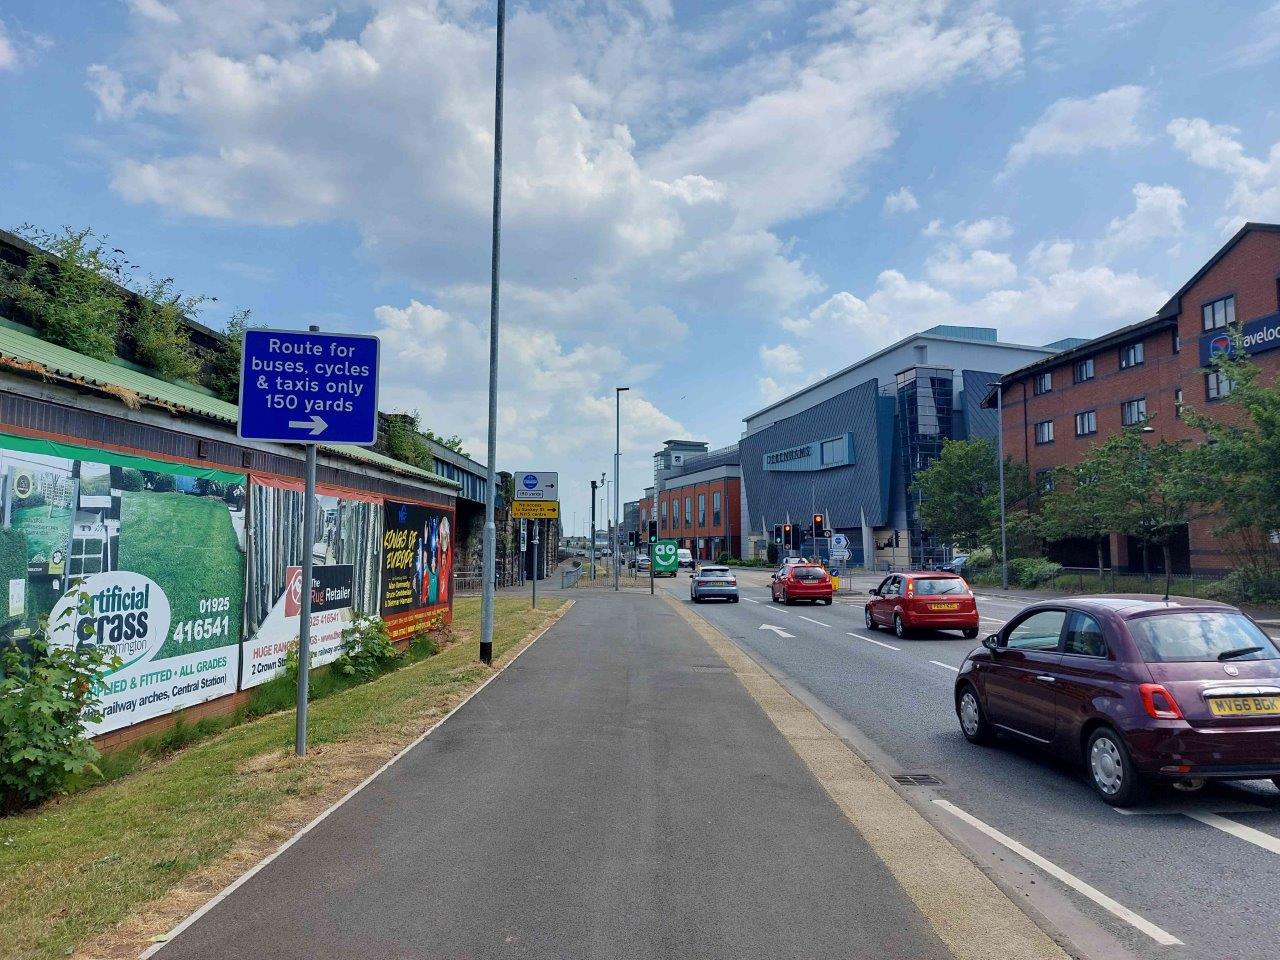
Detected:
left=1033, top=371, right=1052, bottom=395
left=1206, top=370, right=1235, bottom=400
left=820, top=436, right=847, bottom=465
left=1172, top=329, right=1181, bottom=354
left=1119, top=342, right=1144, bottom=369
left=1120, top=397, right=1147, bottom=427
left=712, top=491, right=721, bottom=527
left=698, top=493, right=706, bottom=527
left=1175, top=387, right=1184, bottom=419
left=684, top=496, right=692, bottom=525
left=1034, top=420, right=1054, bottom=445
left=1075, top=410, right=1098, bottom=436
left=1073, top=357, right=1094, bottom=383
left=1202, top=294, right=1236, bottom=331
left=661, top=500, right=668, bottom=529
left=1036, top=469, right=1056, bottom=493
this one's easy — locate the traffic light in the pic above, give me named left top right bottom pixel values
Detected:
left=628, top=530, right=637, bottom=547
left=783, top=523, right=792, bottom=549
left=813, top=514, right=825, bottom=538
left=773, top=523, right=782, bottom=545
left=648, top=519, right=658, bottom=541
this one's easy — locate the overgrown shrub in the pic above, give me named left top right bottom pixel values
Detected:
left=132, top=278, right=203, bottom=383
left=206, top=308, right=250, bottom=402
left=117, top=468, right=144, bottom=492
left=964, top=546, right=995, bottom=572
left=335, top=618, right=399, bottom=680
left=409, top=630, right=440, bottom=659
left=1, top=590, right=119, bottom=813
left=1006, top=557, right=1062, bottom=589
left=1203, top=570, right=1280, bottom=606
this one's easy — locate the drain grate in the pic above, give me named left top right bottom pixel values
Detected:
left=892, top=774, right=942, bottom=786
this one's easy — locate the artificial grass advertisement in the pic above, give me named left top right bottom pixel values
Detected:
left=0, top=432, right=246, bottom=734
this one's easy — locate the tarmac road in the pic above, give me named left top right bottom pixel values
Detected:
left=663, top=566, right=1280, bottom=960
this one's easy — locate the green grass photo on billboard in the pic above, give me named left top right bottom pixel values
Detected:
left=11, top=504, right=72, bottom=565
left=117, top=491, right=244, bottom=658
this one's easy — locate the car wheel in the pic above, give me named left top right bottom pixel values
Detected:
left=732, top=596, right=739, bottom=603
left=783, top=590, right=791, bottom=605
left=963, top=628, right=979, bottom=639
left=957, top=685, right=993, bottom=745
left=823, top=598, right=832, bottom=605
left=1086, top=727, right=1147, bottom=807
left=894, top=614, right=909, bottom=639
left=1273, top=776, right=1280, bottom=793
left=864, top=606, right=877, bottom=630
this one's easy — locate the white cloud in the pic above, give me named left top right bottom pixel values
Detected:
left=924, top=216, right=1013, bottom=248
left=0, top=21, right=14, bottom=72
left=1099, top=182, right=1185, bottom=254
left=86, top=65, right=127, bottom=119
left=1168, top=117, right=1280, bottom=231
left=924, top=247, right=1018, bottom=288
left=759, top=342, right=803, bottom=376
left=129, top=0, right=181, bottom=25
left=1002, top=85, right=1146, bottom=175
left=757, top=376, right=788, bottom=404
left=1027, top=239, right=1074, bottom=276
left=883, top=186, right=919, bottom=214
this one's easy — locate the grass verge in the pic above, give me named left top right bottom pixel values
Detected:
left=0, top=595, right=569, bottom=960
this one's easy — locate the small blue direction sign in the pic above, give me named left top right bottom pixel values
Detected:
left=238, top=328, right=380, bottom=445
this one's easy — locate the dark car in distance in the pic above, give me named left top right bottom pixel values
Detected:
left=954, top=596, right=1280, bottom=805
left=771, top=563, right=833, bottom=605
left=866, top=572, right=979, bottom=639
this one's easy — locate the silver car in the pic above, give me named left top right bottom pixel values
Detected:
left=690, top=565, right=739, bottom=603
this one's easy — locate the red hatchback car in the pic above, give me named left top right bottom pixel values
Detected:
left=955, top=596, right=1280, bottom=805
left=865, top=572, right=979, bottom=639
left=771, top=564, right=833, bottom=605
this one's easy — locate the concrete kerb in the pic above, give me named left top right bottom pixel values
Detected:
left=663, top=592, right=1071, bottom=960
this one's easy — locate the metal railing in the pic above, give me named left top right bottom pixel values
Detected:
left=453, top=569, right=484, bottom=594
left=1047, top=566, right=1217, bottom=595
left=561, top=566, right=584, bottom=589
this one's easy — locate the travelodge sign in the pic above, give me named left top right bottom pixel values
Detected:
left=1199, top=310, right=1280, bottom=366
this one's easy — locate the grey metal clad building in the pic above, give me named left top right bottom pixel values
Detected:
left=739, top=325, right=1061, bottom=569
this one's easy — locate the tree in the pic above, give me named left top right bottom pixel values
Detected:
left=913, top=439, right=1032, bottom=551
left=1089, top=428, right=1208, bottom=596
left=132, top=277, right=204, bottom=383
left=1041, top=458, right=1126, bottom=584
left=1182, top=340, right=1280, bottom=581
left=207, top=308, right=251, bottom=402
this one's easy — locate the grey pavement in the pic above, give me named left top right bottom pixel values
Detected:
left=156, top=590, right=953, bottom=960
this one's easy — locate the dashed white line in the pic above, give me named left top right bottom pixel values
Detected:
left=798, top=615, right=830, bottom=627
left=1189, top=812, right=1280, bottom=855
left=932, top=799, right=1183, bottom=946
left=929, top=660, right=960, bottom=673
left=744, top=597, right=761, bottom=603
left=848, top=632, right=900, bottom=651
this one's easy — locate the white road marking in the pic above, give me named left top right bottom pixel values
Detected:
left=799, top=615, right=830, bottom=627
left=744, top=597, right=761, bottom=603
left=759, top=623, right=796, bottom=638
left=1189, top=812, right=1280, bottom=855
left=848, top=632, right=900, bottom=651
left=929, top=660, right=960, bottom=673
left=932, top=799, right=1183, bottom=946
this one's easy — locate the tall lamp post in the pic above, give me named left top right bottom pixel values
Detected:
left=479, top=0, right=507, bottom=666
left=615, top=386, right=629, bottom=590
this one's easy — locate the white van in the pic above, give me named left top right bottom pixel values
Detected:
left=677, top=548, right=694, bottom=569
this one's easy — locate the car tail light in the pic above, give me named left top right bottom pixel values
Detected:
left=905, top=580, right=915, bottom=596
left=729, top=578, right=737, bottom=586
left=1139, top=683, right=1184, bottom=720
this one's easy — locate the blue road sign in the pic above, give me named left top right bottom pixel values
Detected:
left=238, top=328, right=380, bottom=445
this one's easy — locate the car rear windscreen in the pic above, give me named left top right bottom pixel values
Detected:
left=701, top=567, right=730, bottom=576
left=914, top=577, right=967, bottom=596
left=1127, top=612, right=1279, bottom=663
left=795, top=568, right=826, bottom=581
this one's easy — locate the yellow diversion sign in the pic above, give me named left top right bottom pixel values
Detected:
left=512, top=500, right=560, bottom=519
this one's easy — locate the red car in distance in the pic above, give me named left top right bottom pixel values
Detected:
left=771, top=563, right=833, bottom=605
left=865, top=572, right=980, bottom=639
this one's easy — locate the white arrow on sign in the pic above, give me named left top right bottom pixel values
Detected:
left=288, top=415, right=328, bottom=436
left=759, top=623, right=795, bottom=638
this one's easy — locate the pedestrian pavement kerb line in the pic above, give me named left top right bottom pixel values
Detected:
left=663, top=592, right=1071, bottom=960
left=140, top=600, right=575, bottom=960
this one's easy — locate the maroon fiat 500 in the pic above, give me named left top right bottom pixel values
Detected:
left=954, top=596, right=1280, bottom=806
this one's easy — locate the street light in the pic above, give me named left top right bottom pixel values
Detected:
left=479, top=0, right=507, bottom=667
left=615, top=386, right=629, bottom=590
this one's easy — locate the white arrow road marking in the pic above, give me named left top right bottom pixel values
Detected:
left=930, top=660, right=960, bottom=673
left=798, top=616, right=830, bottom=627
left=288, top=415, right=328, bottom=436
left=933, top=799, right=1182, bottom=946
left=848, top=632, right=900, bottom=651
left=759, top=624, right=795, bottom=638
left=1187, top=812, right=1280, bottom=855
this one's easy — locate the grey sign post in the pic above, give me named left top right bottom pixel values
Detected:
left=239, top=324, right=380, bottom=757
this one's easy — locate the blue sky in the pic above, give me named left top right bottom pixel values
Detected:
left=4, top=0, right=1280, bottom=531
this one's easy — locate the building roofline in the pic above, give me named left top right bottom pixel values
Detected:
left=742, top=330, right=1056, bottom=424
left=1155, top=221, right=1280, bottom=319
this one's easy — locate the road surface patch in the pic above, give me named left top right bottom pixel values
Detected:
left=667, top=594, right=1070, bottom=960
